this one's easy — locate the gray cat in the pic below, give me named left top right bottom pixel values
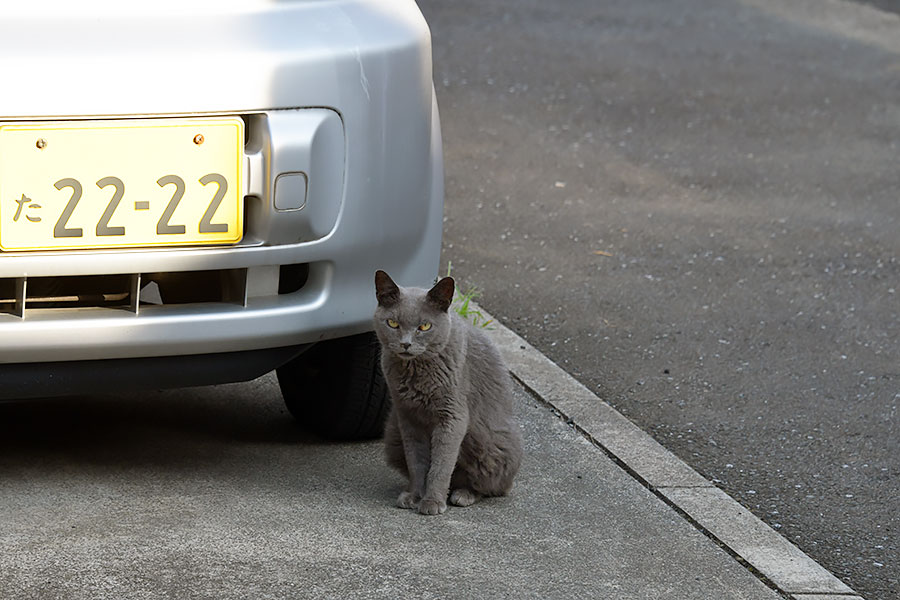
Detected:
left=374, top=270, right=523, bottom=515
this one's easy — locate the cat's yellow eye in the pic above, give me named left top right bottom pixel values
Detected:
left=418, top=322, right=432, bottom=332
left=387, top=319, right=400, bottom=329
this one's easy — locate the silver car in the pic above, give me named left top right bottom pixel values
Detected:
left=0, top=1, right=444, bottom=439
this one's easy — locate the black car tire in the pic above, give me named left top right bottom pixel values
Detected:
left=276, top=332, right=391, bottom=440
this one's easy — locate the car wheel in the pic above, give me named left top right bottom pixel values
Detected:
left=276, top=332, right=390, bottom=440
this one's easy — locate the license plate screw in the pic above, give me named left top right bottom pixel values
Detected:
left=193, top=134, right=204, bottom=145
left=36, top=138, right=47, bottom=149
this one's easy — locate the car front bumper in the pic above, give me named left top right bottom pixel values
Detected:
left=0, top=0, right=443, bottom=364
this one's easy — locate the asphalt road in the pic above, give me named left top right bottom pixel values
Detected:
left=420, top=0, right=899, bottom=598
left=859, top=0, right=900, bottom=16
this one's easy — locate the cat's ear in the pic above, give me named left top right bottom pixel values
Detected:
left=375, top=270, right=401, bottom=306
left=426, top=276, right=455, bottom=313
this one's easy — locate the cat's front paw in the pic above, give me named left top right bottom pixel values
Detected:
left=417, top=497, right=447, bottom=516
left=396, top=491, right=420, bottom=509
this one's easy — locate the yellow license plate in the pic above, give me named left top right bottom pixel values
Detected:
left=0, top=117, right=243, bottom=251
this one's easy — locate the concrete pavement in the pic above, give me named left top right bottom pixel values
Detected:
left=0, top=318, right=860, bottom=598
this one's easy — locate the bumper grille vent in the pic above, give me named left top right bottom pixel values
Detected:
left=0, top=263, right=310, bottom=318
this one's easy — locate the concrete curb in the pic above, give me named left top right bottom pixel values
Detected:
left=471, top=303, right=861, bottom=599
left=788, top=595, right=865, bottom=600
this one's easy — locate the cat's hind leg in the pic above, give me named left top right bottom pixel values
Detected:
left=460, top=428, right=523, bottom=499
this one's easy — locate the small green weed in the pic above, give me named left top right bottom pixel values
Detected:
left=444, top=262, right=494, bottom=329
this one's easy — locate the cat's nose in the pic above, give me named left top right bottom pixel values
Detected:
left=401, top=342, right=412, bottom=350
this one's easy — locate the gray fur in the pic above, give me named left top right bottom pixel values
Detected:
left=374, top=270, right=523, bottom=516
